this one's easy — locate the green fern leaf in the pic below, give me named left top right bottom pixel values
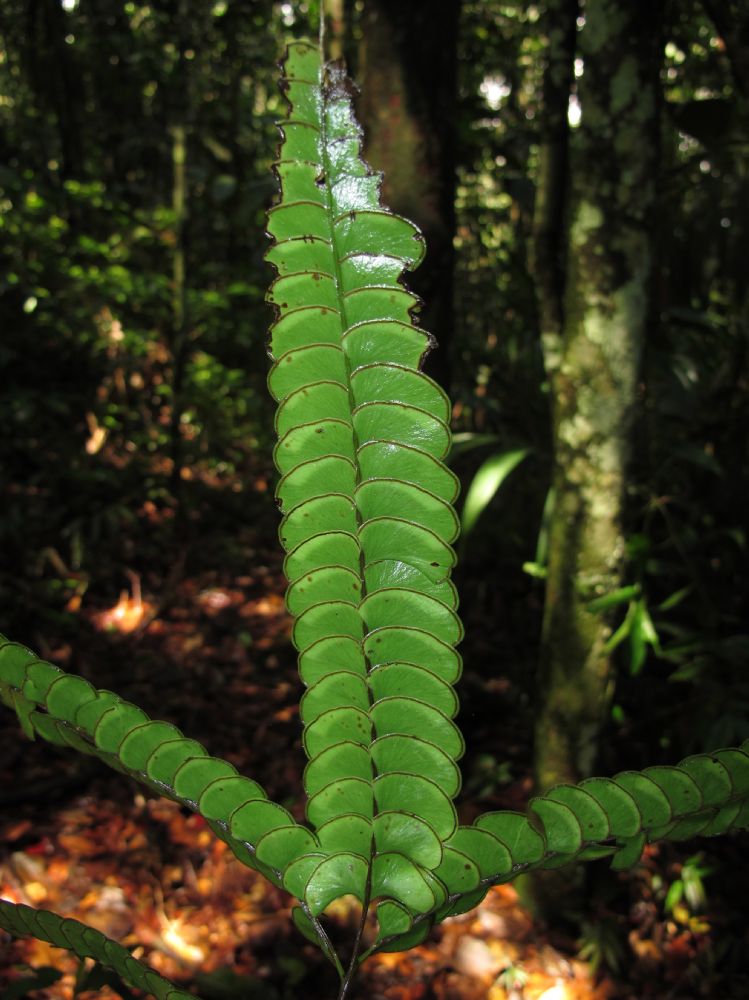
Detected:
left=370, top=743, right=749, bottom=950
left=0, top=637, right=303, bottom=885
left=0, top=901, right=195, bottom=1000
left=267, top=39, right=466, bottom=919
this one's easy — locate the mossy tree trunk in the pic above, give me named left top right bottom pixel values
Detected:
left=534, top=0, right=662, bottom=793
left=357, top=0, right=461, bottom=390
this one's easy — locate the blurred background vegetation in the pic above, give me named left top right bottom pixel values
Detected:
left=1, top=0, right=748, bottom=986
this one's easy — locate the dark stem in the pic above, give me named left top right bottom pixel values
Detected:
left=336, top=853, right=373, bottom=1000
left=304, top=905, right=345, bottom=981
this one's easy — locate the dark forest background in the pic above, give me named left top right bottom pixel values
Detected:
left=1, top=1, right=749, bottom=997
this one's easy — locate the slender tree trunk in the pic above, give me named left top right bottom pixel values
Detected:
left=168, top=121, right=188, bottom=503
left=323, top=0, right=345, bottom=61
left=534, top=0, right=662, bottom=793
left=357, top=0, right=460, bottom=391
left=166, top=0, right=191, bottom=512
left=25, top=0, right=84, bottom=180
left=530, top=0, right=579, bottom=363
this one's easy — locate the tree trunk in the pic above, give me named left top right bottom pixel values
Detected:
left=323, top=0, right=346, bottom=61
left=534, top=0, right=662, bottom=793
left=166, top=0, right=191, bottom=514
left=25, top=0, right=85, bottom=179
left=357, top=0, right=460, bottom=390
left=530, top=0, right=579, bottom=363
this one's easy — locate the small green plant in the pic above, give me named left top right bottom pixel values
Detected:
left=663, top=851, right=711, bottom=920
left=1, top=39, right=749, bottom=1000
left=456, top=442, right=529, bottom=544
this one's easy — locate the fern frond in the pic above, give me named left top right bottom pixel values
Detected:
left=373, top=744, right=749, bottom=952
left=0, top=637, right=304, bottom=886
left=2, top=37, right=746, bottom=987
left=266, top=40, right=467, bottom=929
left=266, top=38, right=749, bottom=947
left=0, top=900, right=195, bottom=1000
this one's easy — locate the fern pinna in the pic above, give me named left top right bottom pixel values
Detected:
left=1, top=38, right=749, bottom=1000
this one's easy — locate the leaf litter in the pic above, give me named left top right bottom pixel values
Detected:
left=1, top=515, right=748, bottom=999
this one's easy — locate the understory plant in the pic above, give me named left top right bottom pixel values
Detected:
left=2, top=39, right=749, bottom=1000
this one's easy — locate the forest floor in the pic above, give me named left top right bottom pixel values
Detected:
left=2, top=483, right=749, bottom=1000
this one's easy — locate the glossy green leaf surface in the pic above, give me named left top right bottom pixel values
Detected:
left=460, top=447, right=530, bottom=539
left=267, top=38, right=467, bottom=924
left=0, top=638, right=302, bottom=890
left=305, top=853, right=369, bottom=915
